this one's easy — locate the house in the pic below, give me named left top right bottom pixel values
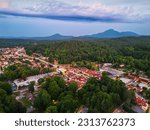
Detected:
left=120, top=78, right=132, bottom=84
left=138, top=83, right=149, bottom=89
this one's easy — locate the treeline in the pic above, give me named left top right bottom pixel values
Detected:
left=0, top=37, right=150, bottom=77
left=3, top=64, right=40, bottom=80
left=33, top=74, right=134, bottom=113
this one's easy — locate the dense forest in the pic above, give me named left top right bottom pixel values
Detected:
left=33, top=74, right=134, bottom=113
left=0, top=36, right=150, bottom=77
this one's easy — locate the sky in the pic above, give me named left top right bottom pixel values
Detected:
left=0, top=0, right=150, bottom=37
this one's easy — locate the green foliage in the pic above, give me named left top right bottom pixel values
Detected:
left=68, top=82, right=78, bottom=96
left=0, top=81, right=12, bottom=95
left=72, top=61, right=98, bottom=70
left=33, top=75, right=132, bottom=113
left=28, top=81, right=35, bottom=93
left=88, top=91, right=113, bottom=112
left=123, top=103, right=135, bottom=113
left=21, top=97, right=32, bottom=108
left=38, top=78, right=45, bottom=85
left=57, top=94, right=79, bottom=113
left=7, top=97, right=26, bottom=113
left=145, top=89, right=150, bottom=100
left=42, top=78, right=61, bottom=100
left=3, top=64, right=40, bottom=80
left=0, top=88, right=26, bottom=113
left=45, top=106, right=57, bottom=113
left=78, top=74, right=132, bottom=113
left=34, top=76, right=80, bottom=113
left=34, top=90, right=51, bottom=111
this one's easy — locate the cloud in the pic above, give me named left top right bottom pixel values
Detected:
left=0, top=0, right=149, bottom=23
left=25, top=1, right=122, bottom=17
left=0, top=10, right=123, bottom=22
left=0, top=0, right=10, bottom=8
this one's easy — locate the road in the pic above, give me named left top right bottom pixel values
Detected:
left=18, top=54, right=58, bottom=68
left=14, top=72, right=56, bottom=88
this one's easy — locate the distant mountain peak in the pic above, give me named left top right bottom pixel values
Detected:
left=84, top=29, right=139, bottom=39
left=102, top=29, right=120, bottom=35
left=105, top=29, right=117, bottom=32
left=0, top=29, right=140, bottom=40
left=45, top=33, right=74, bottom=40
left=50, top=33, right=62, bottom=37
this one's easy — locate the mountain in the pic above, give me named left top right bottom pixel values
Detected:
left=83, top=29, right=139, bottom=38
left=0, top=33, right=74, bottom=40
left=29, top=33, right=74, bottom=40
left=49, top=33, right=74, bottom=40
left=0, top=29, right=140, bottom=40
left=29, top=30, right=139, bottom=40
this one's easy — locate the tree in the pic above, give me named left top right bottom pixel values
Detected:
left=53, top=76, right=66, bottom=90
left=48, top=82, right=61, bottom=100
left=4, top=69, right=18, bottom=80
left=110, top=93, right=121, bottom=106
left=0, top=107, right=4, bottom=113
left=77, top=74, right=130, bottom=113
left=28, top=81, right=35, bottom=93
left=68, top=82, right=78, bottom=95
left=145, top=89, right=150, bottom=100
left=38, top=78, right=44, bottom=85
left=34, top=90, right=51, bottom=111
left=8, top=97, right=26, bottom=113
left=21, top=69, right=30, bottom=79
left=0, top=89, right=26, bottom=113
left=45, top=106, right=57, bottom=113
left=89, top=92, right=113, bottom=113
left=43, top=78, right=61, bottom=100
left=0, top=89, right=7, bottom=102
left=0, top=81, right=12, bottom=95
left=58, top=94, right=79, bottom=113
left=3, top=64, right=41, bottom=80
left=123, top=103, right=135, bottom=113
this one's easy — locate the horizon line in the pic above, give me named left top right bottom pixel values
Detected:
left=0, top=29, right=147, bottom=38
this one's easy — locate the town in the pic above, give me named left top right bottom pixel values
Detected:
left=0, top=47, right=150, bottom=113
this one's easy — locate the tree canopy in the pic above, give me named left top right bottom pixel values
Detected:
left=33, top=75, right=133, bottom=113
